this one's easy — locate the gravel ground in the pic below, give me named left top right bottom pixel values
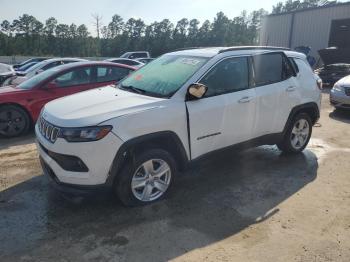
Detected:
left=0, top=90, right=349, bottom=262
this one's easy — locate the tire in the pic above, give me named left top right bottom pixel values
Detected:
left=0, top=105, right=30, bottom=138
left=114, top=148, right=176, bottom=207
left=277, top=113, right=312, bottom=154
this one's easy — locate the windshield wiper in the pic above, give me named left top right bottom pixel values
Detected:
left=119, top=84, right=169, bottom=98
left=119, top=84, right=146, bottom=94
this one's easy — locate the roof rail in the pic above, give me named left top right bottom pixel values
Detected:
left=172, top=47, right=205, bottom=52
left=218, top=46, right=291, bottom=53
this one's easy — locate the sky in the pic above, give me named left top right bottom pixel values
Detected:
left=0, top=0, right=311, bottom=35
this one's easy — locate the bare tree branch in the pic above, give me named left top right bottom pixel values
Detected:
left=91, top=13, right=103, bottom=38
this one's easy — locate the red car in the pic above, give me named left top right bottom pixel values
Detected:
left=0, top=61, right=135, bottom=137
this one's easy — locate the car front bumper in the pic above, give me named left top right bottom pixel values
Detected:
left=330, top=89, right=350, bottom=109
left=35, top=124, right=123, bottom=187
left=40, top=156, right=110, bottom=195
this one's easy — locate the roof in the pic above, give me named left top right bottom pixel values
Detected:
left=169, top=46, right=300, bottom=58
left=42, top=57, right=88, bottom=63
left=267, top=1, right=350, bottom=17
left=105, top=58, right=142, bottom=63
left=51, top=61, right=137, bottom=71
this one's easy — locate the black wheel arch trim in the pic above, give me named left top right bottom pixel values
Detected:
left=283, top=102, right=320, bottom=135
left=106, top=131, right=189, bottom=186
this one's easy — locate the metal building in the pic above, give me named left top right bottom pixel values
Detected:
left=259, top=2, right=350, bottom=64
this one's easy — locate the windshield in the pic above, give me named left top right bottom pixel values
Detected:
left=0, top=63, right=13, bottom=74
left=24, top=60, right=47, bottom=74
left=18, top=66, right=60, bottom=90
left=120, top=53, right=130, bottom=58
left=119, top=55, right=208, bottom=97
left=18, top=62, right=36, bottom=71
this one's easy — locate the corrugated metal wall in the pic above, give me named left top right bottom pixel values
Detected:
left=260, top=3, right=350, bottom=62
left=260, top=13, right=293, bottom=47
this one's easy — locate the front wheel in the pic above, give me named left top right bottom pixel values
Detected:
left=114, top=149, right=176, bottom=206
left=277, top=113, right=312, bottom=154
left=0, top=105, right=30, bottom=137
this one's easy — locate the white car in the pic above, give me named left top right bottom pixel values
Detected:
left=330, top=75, right=350, bottom=109
left=120, top=51, right=150, bottom=59
left=0, top=63, right=15, bottom=86
left=36, top=46, right=322, bottom=206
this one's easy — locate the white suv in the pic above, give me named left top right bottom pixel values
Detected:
left=36, top=47, right=322, bottom=206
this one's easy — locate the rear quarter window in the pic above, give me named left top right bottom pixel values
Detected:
left=289, top=58, right=299, bottom=74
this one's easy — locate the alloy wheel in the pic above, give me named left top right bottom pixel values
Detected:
left=0, top=109, right=26, bottom=137
left=131, top=159, right=172, bottom=202
left=290, top=119, right=310, bottom=150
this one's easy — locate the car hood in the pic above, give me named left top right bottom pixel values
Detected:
left=318, top=47, right=350, bottom=66
left=11, top=76, right=28, bottom=85
left=43, top=85, right=165, bottom=127
left=0, top=71, right=14, bottom=77
left=336, top=75, right=350, bottom=86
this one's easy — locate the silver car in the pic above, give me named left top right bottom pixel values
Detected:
left=330, top=75, right=350, bottom=109
left=3, top=58, right=87, bottom=86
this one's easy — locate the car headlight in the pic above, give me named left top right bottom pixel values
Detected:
left=332, top=84, right=343, bottom=92
left=58, top=126, right=112, bottom=142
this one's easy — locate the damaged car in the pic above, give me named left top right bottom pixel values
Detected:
left=315, top=47, right=350, bottom=87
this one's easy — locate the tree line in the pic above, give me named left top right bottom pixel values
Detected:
left=0, top=0, right=338, bottom=58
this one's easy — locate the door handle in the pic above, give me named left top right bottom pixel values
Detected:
left=286, top=86, right=296, bottom=92
left=238, top=96, right=252, bottom=103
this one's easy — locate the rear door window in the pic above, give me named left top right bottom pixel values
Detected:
left=253, top=53, right=284, bottom=86
left=96, top=66, right=131, bottom=83
left=129, top=53, right=148, bottom=59
left=55, top=67, right=92, bottom=87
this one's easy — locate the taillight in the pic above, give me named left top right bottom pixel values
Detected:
left=316, top=79, right=323, bottom=90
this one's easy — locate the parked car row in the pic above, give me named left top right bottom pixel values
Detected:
left=0, top=63, right=16, bottom=86
left=12, top=57, right=47, bottom=70
left=0, top=61, right=136, bottom=137
left=4, top=58, right=88, bottom=86
left=0, top=51, right=155, bottom=87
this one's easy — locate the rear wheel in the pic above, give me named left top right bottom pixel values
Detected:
left=0, top=105, right=30, bottom=137
left=277, top=113, right=312, bottom=154
left=115, top=149, right=176, bottom=206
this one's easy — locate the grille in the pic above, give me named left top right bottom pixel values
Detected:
left=345, top=87, right=350, bottom=96
left=38, top=116, right=60, bottom=143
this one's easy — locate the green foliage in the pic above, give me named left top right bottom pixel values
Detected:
left=272, top=0, right=337, bottom=14
left=0, top=0, right=343, bottom=57
left=0, top=10, right=271, bottom=57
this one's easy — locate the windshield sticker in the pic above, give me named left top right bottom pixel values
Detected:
left=134, top=74, right=143, bottom=81
left=180, top=58, right=201, bottom=66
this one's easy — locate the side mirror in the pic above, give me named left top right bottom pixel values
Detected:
left=187, top=83, right=208, bottom=100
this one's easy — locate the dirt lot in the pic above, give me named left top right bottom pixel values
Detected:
left=0, top=90, right=350, bottom=262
